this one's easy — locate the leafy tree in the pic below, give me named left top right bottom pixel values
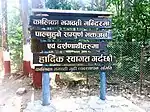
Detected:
left=45, top=0, right=150, bottom=82
left=46, top=0, right=72, bottom=10
left=106, top=0, right=150, bottom=81
left=7, top=8, right=23, bottom=70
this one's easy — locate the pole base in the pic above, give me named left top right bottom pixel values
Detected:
left=4, top=61, right=11, bottom=75
left=42, top=72, right=50, bottom=105
left=32, top=69, right=42, bottom=89
left=100, top=72, right=106, bottom=100
left=23, top=61, right=31, bottom=76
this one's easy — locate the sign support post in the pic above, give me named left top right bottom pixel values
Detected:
left=42, top=51, right=50, bottom=105
left=42, top=72, right=50, bottom=105
left=29, top=9, right=112, bottom=104
left=100, top=0, right=107, bottom=101
left=100, top=72, right=106, bottom=100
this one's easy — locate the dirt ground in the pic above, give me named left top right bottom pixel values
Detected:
left=0, top=72, right=150, bottom=112
left=0, top=72, right=40, bottom=112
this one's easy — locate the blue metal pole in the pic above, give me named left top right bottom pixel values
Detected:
left=42, top=72, right=50, bottom=105
left=100, top=71, right=106, bottom=100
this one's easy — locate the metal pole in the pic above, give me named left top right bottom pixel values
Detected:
left=42, top=71, right=50, bottom=105
left=100, top=72, right=106, bottom=100
left=100, top=0, right=107, bottom=100
left=1, top=0, right=11, bottom=75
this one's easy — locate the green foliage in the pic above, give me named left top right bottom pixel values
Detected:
left=106, top=0, right=150, bottom=81
left=44, top=0, right=150, bottom=82
left=7, top=8, right=23, bottom=70
left=46, top=0, right=72, bottom=10
left=107, top=0, right=150, bottom=42
left=108, top=42, right=141, bottom=81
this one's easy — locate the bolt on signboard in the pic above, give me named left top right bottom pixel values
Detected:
left=29, top=9, right=113, bottom=105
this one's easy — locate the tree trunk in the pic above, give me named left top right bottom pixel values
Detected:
left=20, top=0, right=31, bottom=76
left=1, top=0, right=11, bottom=75
left=32, top=0, right=45, bottom=8
left=1, top=0, right=8, bottom=51
left=31, top=0, right=45, bottom=88
left=101, top=0, right=106, bottom=11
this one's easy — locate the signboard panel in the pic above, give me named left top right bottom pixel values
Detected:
left=33, top=42, right=107, bottom=51
left=29, top=16, right=112, bottom=28
left=30, top=10, right=113, bottom=102
left=33, top=53, right=113, bottom=64
left=31, top=30, right=112, bottom=40
left=32, top=9, right=112, bottom=17
left=31, top=40, right=108, bottom=52
left=35, top=66, right=113, bottom=72
left=30, top=10, right=113, bottom=72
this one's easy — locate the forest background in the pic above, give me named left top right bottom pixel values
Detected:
left=0, top=0, right=150, bottom=82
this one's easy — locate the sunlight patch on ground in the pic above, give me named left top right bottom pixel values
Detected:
left=0, top=95, right=22, bottom=112
left=23, top=96, right=146, bottom=112
left=0, top=71, right=4, bottom=85
left=31, top=87, right=35, bottom=102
